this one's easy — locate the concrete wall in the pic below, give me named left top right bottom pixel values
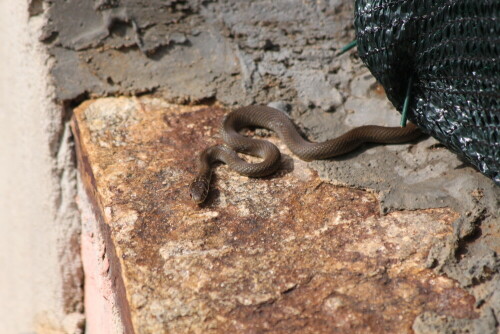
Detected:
left=0, top=1, right=84, bottom=333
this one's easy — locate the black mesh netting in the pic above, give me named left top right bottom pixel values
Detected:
left=354, top=0, right=500, bottom=185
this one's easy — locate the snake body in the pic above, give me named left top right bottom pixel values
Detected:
left=189, top=105, right=422, bottom=203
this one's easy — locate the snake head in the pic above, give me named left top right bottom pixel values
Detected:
left=189, top=178, right=209, bottom=204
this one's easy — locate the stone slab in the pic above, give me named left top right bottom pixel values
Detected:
left=72, top=97, right=479, bottom=333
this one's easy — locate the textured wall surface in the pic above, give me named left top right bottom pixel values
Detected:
left=0, top=1, right=84, bottom=333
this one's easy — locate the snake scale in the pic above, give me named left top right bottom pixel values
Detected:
left=189, top=105, right=422, bottom=204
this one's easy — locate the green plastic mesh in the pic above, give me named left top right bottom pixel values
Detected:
left=354, top=0, right=499, bottom=184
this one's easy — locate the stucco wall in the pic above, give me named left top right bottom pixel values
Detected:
left=0, top=1, right=83, bottom=333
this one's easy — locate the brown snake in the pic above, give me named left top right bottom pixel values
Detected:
left=189, top=105, right=422, bottom=204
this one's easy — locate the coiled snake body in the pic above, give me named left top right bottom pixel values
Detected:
left=189, top=105, right=421, bottom=204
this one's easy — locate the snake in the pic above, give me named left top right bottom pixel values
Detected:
left=189, top=105, right=422, bottom=204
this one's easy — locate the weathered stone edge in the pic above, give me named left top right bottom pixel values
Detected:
left=72, top=100, right=135, bottom=334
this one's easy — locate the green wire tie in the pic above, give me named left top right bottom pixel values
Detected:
left=400, top=77, right=413, bottom=127
left=337, top=39, right=357, bottom=56
left=336, top=40, right=411, bottom=127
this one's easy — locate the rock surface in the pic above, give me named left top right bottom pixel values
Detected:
left=44, top=0, right=500, bottom=332
left=73, top=97, right=483, bottom=333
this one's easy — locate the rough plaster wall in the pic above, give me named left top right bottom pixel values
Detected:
left=0, top=1, right=83, bottom=333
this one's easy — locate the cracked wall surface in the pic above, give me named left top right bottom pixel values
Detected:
left=10, top=0, right=499, bottom=332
